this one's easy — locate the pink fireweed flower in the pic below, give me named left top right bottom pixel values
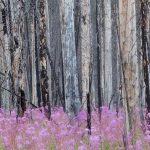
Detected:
left=77, top=111, right=86, bottom=120
left=31, top=136, right=38, bottom=142
left=25, top=140, right=31, bottom=146
left=144, top=135, right=150, bottom=142
left=90, top=135, right=100, bottom=144
left=147, top=113, right=150, bottom=118
left=78, top=145, right=87, bottom=150
left=135, top=140, right=142, bottom=150
left=145, top=130, right=150, bottom=135
left=16, top=135, right=22, bottom=142
left=37, top=143, right=45, bottom=150
left=39, top=128, right=49, bottom=137
left=25, top=126, right=35, bottom=135
left=17, top=143, right=23, bottom=149
left=101, top=106, right=109, bottom=112
left=110, top=119, right=117, bottom=128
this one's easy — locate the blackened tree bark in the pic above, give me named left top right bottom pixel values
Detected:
left=141, top=0, right=150, bottom=112
left=96, top=0, right=102, bottom=115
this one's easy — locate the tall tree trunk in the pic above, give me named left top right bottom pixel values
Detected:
left=96, top=0, right=102, bottom=112
left=103, top=0, right=112, bottom=105
left=78, top=0, right=91, bottom=108
left=38, top=0, right=50, bottom=117
left=46, top=0, right=64, bottom=107
left=34, top=0, right=42, bottom=107
left=141, top=0, right=150, bottom=113
left=29, top=2, right=38, bottom=106
left=2, top=0, right=12, bottom=111
left=60, top=0, right=80, bottom=117
left=119, top=0, right=139, bottom=132
left=111, top=0, right=120, bottom=110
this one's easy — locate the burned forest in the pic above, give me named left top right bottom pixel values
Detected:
left=0, top=0, right=150, bottom=149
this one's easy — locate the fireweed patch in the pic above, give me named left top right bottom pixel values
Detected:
left=0, top=107, right=149, bottom=150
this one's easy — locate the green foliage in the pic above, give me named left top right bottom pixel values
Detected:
left=74, top=144, right=78, bottom=150
left=100, top=141, right=110, bottom=150
left=0, top=144, right=4, bottom=150
left=49, top=143, right=56, bottom=150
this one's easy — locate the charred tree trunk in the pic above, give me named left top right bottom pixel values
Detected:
left=87, top=93, right=91, bottom=134
left=96, top=0, right=102, bottom=115
left=141, top=0, right=150, bottom=113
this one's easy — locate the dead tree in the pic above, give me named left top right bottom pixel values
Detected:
left=141, top=0, right=150, bottom=113
left=87, top=93, right=91, bottom=135
left=96, top=0, right=102, bottom=117
left=60, top=0, right=81, bottom=117
left=34, top=0, right=42, bottom=107
left=17, top=87, right=26, bottom=117
left=38, top=0, right=51, bottom=118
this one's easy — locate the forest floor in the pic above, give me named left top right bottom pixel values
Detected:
left=0, top=107, right=149, bottom=150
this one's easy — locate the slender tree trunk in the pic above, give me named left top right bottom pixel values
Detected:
left=96, top=0, right=102, bottom=114
left=34, top=0, right=42, bottom=107
left=111, top=0, right=120, bottom=110
left=79, top=0, right=91, bottom=108
left=103, top=0, right=112, bottom=105
left=141, top=0, right=150, bottom=113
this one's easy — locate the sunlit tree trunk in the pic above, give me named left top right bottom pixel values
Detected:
left=77, top=0, right=91, bottom=108
left=104, top=0, right=113, bottom=105
left=119, top=0, right=139, bottom=131
left=29, top=4, right=38, bottom=106
left=99, top=0, right=113, bottom=106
